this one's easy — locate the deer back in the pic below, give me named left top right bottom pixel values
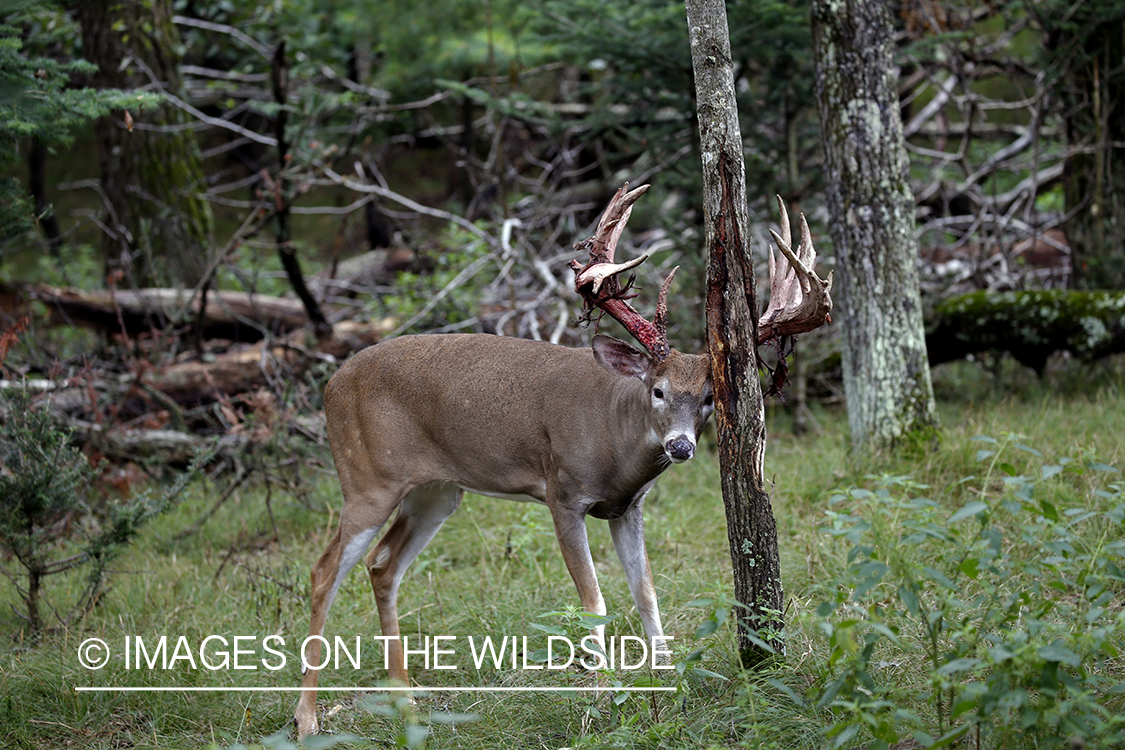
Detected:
left=324, top=333, right=711, bottom=510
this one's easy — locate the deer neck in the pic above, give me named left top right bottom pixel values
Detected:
left=583, top=377, right=667, bottom=509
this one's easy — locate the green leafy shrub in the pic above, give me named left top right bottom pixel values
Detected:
left=806, top=436, right=1125, bottom=749
left=0, top=390, right=200, bottom=640
left=377, top=231, right=492, bottom=333
left=0, top=390, right=95, bottom=637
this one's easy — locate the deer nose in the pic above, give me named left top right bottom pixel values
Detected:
left=665, top=436, right=695, bottom=462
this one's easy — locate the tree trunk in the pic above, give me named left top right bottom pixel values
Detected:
left=27, top=563, right=42, bottom=640
left=685, top=0, right=784, bottom=663
left=28, top=140, right=64, bottom=271
left=71, top=0, right=213, bottom=289
left=811, top=0, right=938, bottom=452
left=1043, top=4, right=1125, bottom=290
left=270, top=41, right=328, bottom=333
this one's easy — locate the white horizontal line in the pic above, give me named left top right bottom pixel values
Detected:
left=74, top=685, right=675, bottom=693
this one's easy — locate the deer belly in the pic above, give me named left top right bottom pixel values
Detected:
left=457, top=486, right=546, bottom=505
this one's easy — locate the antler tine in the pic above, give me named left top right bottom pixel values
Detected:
left=574, top=253, right=648, bottom=295
left=652, top=265, right=678, bottom=341
left=795, top=212, right=816, bottom=294
left=569, top=183, right=675, bottom=362
left=592, top=183, right=650, bottom=263
left=775, top=194, right=793, bottom=253
left=758, top=197, right=833, bottom=345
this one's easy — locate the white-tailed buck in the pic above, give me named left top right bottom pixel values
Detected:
left=294, top=185, right=830, bottom=737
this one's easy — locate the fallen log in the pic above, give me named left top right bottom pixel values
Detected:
left=68, top=418, right=248, bottom=465
left=1, top=319, right=395, bottom=413
left=12, top=284, right=314, bottom=342
left=926, top=290, right=1125, bottom=372
left=145, top=318, right=396, bottom=405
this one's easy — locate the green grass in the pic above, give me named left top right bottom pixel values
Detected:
left=2, top=361, right=1124, bottom=749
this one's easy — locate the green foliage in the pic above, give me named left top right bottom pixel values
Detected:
left=0, top=0, right=159, bottom=246
left=523, top=0, right=816, bottom=197
left=376, top=230, right=492, bottom=332
left=0, top=384, right=1120, bottom=748
left=216, top=694, right=477, bottom=749
left=927, top=290, right=1125, bottom=371
left=0, top=390, right=201, bottom=639
left=0, top=389, right=92, bottom=559
left=178, top=0, right=540, bottom=103
left=200, top=692, right=473, bottom=749
left=807, top=437, right=1125, bottom=748
left=0, top=389, right=96, bottom=636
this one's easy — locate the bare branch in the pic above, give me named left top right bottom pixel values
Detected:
left=173, top=15, right=273, bottom=58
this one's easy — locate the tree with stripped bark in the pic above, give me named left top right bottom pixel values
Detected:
left=685, top=0, right=832, bottom=663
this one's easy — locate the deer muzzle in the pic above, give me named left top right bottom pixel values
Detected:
left=665, top=435, right=696, bottom=463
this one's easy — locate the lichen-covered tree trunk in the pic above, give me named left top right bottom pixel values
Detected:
left=811, top=0, right=938, bottom=452
left=685, top=0, right=783, bottom=663
left=72, top=0, right=213, bottom=288
left=1042, top=3, right=1125, bottom=290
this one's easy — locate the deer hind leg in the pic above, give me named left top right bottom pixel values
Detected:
left=365, top=481, right=464, bottom=685
left=608, top=494, right=669, bottom=661
left=294, top=488, right=401, bottom=739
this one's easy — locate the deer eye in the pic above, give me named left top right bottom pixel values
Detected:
left=704, top=394, right=714, bottom=407
left=652, top=387, right=664, bottom=399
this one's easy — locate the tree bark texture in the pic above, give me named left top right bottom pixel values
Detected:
left=1043, top=3, right=1125, bottom=290
left=72, top=0, right=213, bottom=288
left=685, top=0, right=784, bottom=662
left=811, top=0, right=938, bottom=452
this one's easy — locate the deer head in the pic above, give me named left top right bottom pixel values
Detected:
left=568, top=183, right=713, bottom=462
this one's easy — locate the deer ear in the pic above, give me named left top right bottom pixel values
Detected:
left=591, top=334, right=653, bottom=381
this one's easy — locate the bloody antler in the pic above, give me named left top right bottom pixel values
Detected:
left=568, top=183, right=676, bottom=362
left=757, top=196, right=833, bottom=344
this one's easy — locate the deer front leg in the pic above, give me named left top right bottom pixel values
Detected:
left=548, top=502, right=608, bottom=654
left=607, top=494, right=668, bottom=662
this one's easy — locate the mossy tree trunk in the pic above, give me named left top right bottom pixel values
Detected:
left=686, top=0, right=784, bottom=664
left=72, top=0, right=213, bottom=289
left=811, top=0, right=938, bottom=452
left=1041, top=2, right=1125, bottom=290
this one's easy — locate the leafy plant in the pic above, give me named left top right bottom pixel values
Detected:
left=0, top=0, right=160, bottom=246
left=218, top=692, right=478, bottom=749
left=0, top=390, right=202, bottom=640
left=807, top=437, right=1125, bottom=749
left=0, top=389, right=96, bottom=637
left=377, top=232, right=493, bottom=333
